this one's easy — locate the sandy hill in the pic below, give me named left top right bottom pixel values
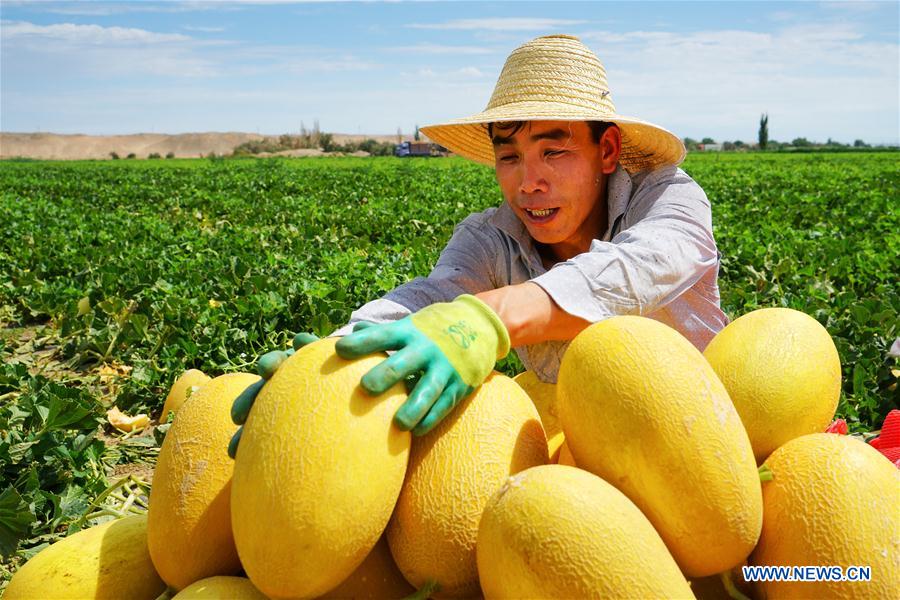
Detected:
left=0, top=132, right=406, bottom=160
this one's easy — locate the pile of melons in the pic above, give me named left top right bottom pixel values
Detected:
left=6, top=308, right=898, bottom=600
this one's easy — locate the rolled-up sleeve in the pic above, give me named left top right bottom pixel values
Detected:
left=329, top=213, right=500, bottom=337
left=531, top=167, right=720, bottom=322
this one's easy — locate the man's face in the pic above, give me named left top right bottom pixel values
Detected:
left=492, top=120, right=618, bottom=261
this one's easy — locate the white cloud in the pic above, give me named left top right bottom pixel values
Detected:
left=2, top=20, right=218, bottom=77
left=412, top=66, right=486, bottom=80
left=578, top=23, right=898, bottom=143
left=456, top=67, right=484, bottom=78
left=1, top=20, right=191, bottom=44
left=2, top=10, right=895, bottom=143
left=407, top=18, right=587, bottom=32
left=0, top=78, right=496, bottom=136
left=182, top=25, right=227, bottom=33
left=768, top=11, right=797, bottom=22
left=213, top=43, right=379, bottom=73
left=2, top=1, right=304, bottom=16
left=1, top=20, right=378, bottom=80
left=7, top=1, right=228, bottom=16
left=820, top=1, right=882, bottom=13
left=386, top=44, right=493, bottom=55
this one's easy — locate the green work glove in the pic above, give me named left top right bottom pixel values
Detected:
left=227, top=332, right=319, bottom=458
left=335, top=294, right=510, bottom=436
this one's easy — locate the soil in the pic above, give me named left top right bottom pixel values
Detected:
left=0, top=131, right=407, bottom=160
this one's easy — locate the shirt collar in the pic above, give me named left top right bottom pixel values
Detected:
left=488, top=162, right=634, bottom=250
left=605, top=163, right=633, bottom=240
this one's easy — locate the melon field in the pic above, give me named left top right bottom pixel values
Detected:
left=0, top=151, right=898, bottom=589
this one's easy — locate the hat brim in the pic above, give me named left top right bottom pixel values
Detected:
left=421, top=101, right=686, bottom=173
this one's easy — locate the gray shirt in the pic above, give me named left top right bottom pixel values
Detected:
left=331, top=163, right=729, bottom=383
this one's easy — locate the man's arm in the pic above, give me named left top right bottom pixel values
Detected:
left=527, top=167, right=720, bottom=327
left=479, top=167, right=720, bottom=350
left=476, top=282, right=590, bottom=347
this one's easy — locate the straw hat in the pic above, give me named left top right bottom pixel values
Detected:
left=420, top=34, right=686, bottom=173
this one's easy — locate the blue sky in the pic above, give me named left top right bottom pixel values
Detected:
left=2, top=1, right=898, bottom=144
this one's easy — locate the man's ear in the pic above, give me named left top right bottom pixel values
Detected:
left=599, top=125, right=621, bottom=175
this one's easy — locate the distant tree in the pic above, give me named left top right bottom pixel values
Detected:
left=148, top=152, right=161, bottom=159
left=853, top=139, right=868, bottom=148
left=683, top=137, right=699, bottom=151
left=723, top=141, right=736, bottom=151
left=414, top=125, right=420, bottom=141
left=319, top=133, right=336, bottom=152
left=126, top=153, right=136, bottom=159
left=166, top=151, right=176, bottom=159
left=758, top=113, right=769, bottom=150
left=279, top=133, right=296, bottom=149
left=109, top=151, right=120, bottom=160
left=791, top=137, right=811, bottom=147
left=360, top=139, right=395, bottom=156
left=701, top=137, right=716, bottom=145
left=734, top=140, right=745, bottom=148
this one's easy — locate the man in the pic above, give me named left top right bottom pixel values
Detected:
left=229, top=34, right=727, bottom=456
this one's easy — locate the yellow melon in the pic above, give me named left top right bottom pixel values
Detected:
left=703, top=307, right=841, bottom=463
left=107, top=406, right=150, bottom=432
left=172, top=576, right=266, bottom=599
left=556, top=439, right=576, bottom=467
left=387, top=372, right=548, bottom=598
left=5, top=515, right=165, bottom=600
left=557, top=316, right=762, bottom=577
left=231, top=338, right=411, bottom=599
left=751, top=433, right=900, bottom=599
left=320, top=535, right=415, bottom=599
left=160, top=369, right=211, bottom=422
left=513, top=370, right=564, bottom=460
left=686, top=565, right=753, bottom=600
left=148, top=372, right=260, bottom=590
left=477, top=465, right=694, bottom=599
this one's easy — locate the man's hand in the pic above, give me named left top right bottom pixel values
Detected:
left=335, top=295, right=510, bottom=436
left=227, top=332, right=319, bottom=458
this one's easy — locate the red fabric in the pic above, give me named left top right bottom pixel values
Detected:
left=867, top=409, right=900, bottom=468
left=878, top=446, right=900, bottom=463
left=825, top=419, right=848, bottom=434
left=869, top=409, right=900, bottom=449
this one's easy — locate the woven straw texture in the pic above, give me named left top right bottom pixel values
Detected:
left=421, top=35, right=686, bottom=173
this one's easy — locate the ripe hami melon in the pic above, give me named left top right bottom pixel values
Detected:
left=703, top=307, right=841, bottom=463
left=751, top=433, right=899, bottom=599
left=558, top=316, right=762, bottom=577
left=148, top=372, right=260, bottom=590
left=513, top=370, right=565, bottom=461
left=160, top=368, right=211, bottom=422
left=477, top=464, right=694, bottom=599
left=387, top=372, right=548, bottom=598
left=231, top=338, right=411, bottom=599
left=5, top=515, right=165, bottom=600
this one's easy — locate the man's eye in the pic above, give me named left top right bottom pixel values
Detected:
left=498, top=155, right=518, bottom=163
left=545, top=149, right=565, bottom=158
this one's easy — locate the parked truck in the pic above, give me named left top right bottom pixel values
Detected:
left=394, top=141, right=449, bottom=157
